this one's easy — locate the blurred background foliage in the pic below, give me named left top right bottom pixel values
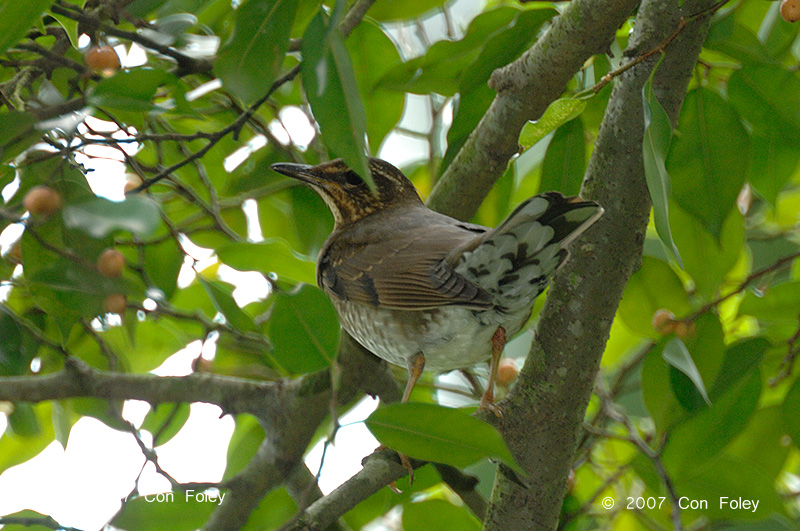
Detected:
left=0, top=0, right=799, bottom=529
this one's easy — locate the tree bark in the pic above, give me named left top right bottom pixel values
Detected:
left=482, top=1, right=715, bottom=530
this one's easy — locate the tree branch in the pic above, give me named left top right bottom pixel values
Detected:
left=482, top=1, right=717, bottom=529
left=426, top=0, right=640, bottom=220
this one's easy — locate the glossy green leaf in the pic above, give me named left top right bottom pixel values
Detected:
left=667, top=88, right=750, bottom=239
left=88, top=68, right=173, bottom=112
left=63, top=195, right=163, bottom=238
left=705, top=16, right=774, bottom=65
left=519, top=98, right=587, bottom=149
left=403, top=499, right=481, bottom=531
left=346, top=20, right=404, bottom=153
left=223, top=415, right=265, bottom=481
left=143, top=238, right=184, bottom=300
left=301, top=9, right=371, bottom=187
left=662, top=337, right=710, bottom=406
left=214, top=0, right=298, bottom=104
left=0, top=402, right=55, bottom=473
left=539, top=118, right=585, bottom=196
left=643, top=79, right=682, bottom=266
left=7, top=403, right=42, bottom=437
left=110, top=492, right=217, bottom=530
left=747, top=133, right=800, bottom=205
left=199, top=277, right=258, bottom=333
left=670, top=203, right=744, bottom=300
left=216, top=239, right=316, bottom=285
left=618, top=256, right=690, bottom=337
left=728, top=63, right=800, bottom=139
left=365, top=402, right=521, bottom=472
left=267, top=284, right=339, bottom=375
left=0, top=0, right=56, bottom=55
left=142, top=403, right=191, bottom=446
left=441, top=6, right=555, bottom=171
left=242, top=487, right=297, bottom=530
left=662, top=367, right=761, bottom=478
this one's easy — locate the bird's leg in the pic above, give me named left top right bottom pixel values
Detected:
left=402, top=352, right=426, bottom=403
left=380, top=352, right=426, bottom=486
left=479, top=326, right=505, bottom=418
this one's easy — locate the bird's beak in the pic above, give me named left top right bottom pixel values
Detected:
left=270, top=162, right=318, bottom=184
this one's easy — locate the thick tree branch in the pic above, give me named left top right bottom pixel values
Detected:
left=482, top=1, right=716, bottom=530
left=426, top=0, right=640, bottom=220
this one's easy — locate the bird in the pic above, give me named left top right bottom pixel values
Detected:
left=271, top=157, right=603, bottom=415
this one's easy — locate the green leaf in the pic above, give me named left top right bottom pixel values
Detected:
left=0, top=111, right=38, bottom=163
left=142, top=403, right=191, bottom=446
left=346, top=20, right=404, bottom=153
left=199, top=277, right=258, bottom=333
left=365, top=402, right=521, bottom=473
left=0, top=402, right=55, bottom=473
left=662, top=368, right=761, bottom=479
left=667, top=88, right=750, bottom=239
left=705, top=16, right=774, bottom=66
left=216, top=239, right=316, bottom=285
left=728, top=63, right=800, bottom=139
left=0, top=0, right=56, bottom=55
left=746, top=133, right=800, bottom=205
left=214, top=0, right=298, bottom=104
left=267, top=284, right=339, bottom=374
left=88, top=68, right=173, bottom=112
left=739, top=282, right=800, bottom=324
left=642, top=79, right=682, bottom=266
left=662, top=337, right=711, bottom=406
left=618, top=256, right=690, bottom=337
left=110, top=492, right=217, bottom=531
left=670, top=203, right=744, bottom=300
left=0, top=510, right=65, bottom=531
left=403, top=499, right=481, bottom=531
left=782, top=377, right=800, bottom=449
left=539, top=117, right=585, bottom=196
left=367, top=0, right=443, bottom=21
left=223, top=415, right=265, bottom=481
left=519, top=98, right=587, bottom=149
left=301, top=9, right=371, bottom=187
left=63, top=195, right=163, bottom=238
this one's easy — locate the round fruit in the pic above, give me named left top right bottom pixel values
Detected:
left=781, top=0, right=800, bottom=22
left=97, top=249, right=126, bottom=278
left=23, top=186, right=63, bottom=217
left=651, top=309, right=677, bottom=335
left=674, top=320, right=696, bottom=339
left=103, top=293, right=127, bottom=314
left=497, top=358, right=519, bottom=387
left=123, top=173, right=143, bottom=193
left=85, top=45, right=121, bottom=74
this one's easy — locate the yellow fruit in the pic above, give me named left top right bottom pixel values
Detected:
left=651, top=309, right=677, bottom=335
left=497, top=358, right=519, bottom=387
left=103, top=293, right=127, bottom=314
left=85, top=45, right=121, bottom=74
left=23, top=186, right=63, bottom=217
left=97, top=249, right=126, bottom=278
left=781, top=0, right=800, bottom=22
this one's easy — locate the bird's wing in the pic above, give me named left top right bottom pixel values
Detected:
left=449, top=192, right=603, bottom=311
left=318, top=222, right=494, bottom=311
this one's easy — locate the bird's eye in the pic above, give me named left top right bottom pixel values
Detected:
left=342, top=171, right=363, bottom=186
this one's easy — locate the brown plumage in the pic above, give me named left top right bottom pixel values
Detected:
left=271, top=157, right=603, bottom=413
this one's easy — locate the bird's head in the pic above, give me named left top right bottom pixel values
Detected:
left=270, top=158, right=422, bottom=227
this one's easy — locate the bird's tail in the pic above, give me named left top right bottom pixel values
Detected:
left=450, top=192, right=603, bottom=311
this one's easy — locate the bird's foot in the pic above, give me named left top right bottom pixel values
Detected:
left=376, top=444, right=415, bottom=485
left=478, top=395, right=504, bottom=419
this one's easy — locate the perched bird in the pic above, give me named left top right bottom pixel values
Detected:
left=271, top=158, right=603, bottom=414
